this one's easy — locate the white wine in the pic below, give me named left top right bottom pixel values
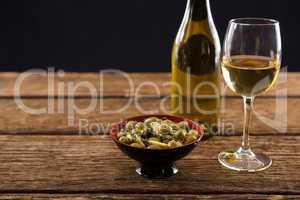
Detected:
left=222, top=55, right=280, bottom=97
left=171, top=0, right=221, bottom=126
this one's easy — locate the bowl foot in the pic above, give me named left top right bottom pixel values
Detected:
left=136, top=164, right=178, bottom=178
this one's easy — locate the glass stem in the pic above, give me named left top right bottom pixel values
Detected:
left=242, top=96, right=254, bottom=151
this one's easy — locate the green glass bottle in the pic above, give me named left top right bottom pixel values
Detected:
left=171, top=0, right=221, bottom=129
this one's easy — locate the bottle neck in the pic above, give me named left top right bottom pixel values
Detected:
left=187, top=0, right=209, bottom=21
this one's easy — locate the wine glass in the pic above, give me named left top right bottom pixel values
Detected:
left=218, top=18, right=282, bottom=172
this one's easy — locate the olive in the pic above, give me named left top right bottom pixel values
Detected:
left=160, top=134, right=173, bottom=143
left=135, top=135, right=145, bottom=147
left=188, top=129, right=198, bottom=137
left=135, top=122, right=145, bottom=130
left=162, top=119, right=173, bottom=125
left=178, top=121, right=190, bottom=131
left=159, top=124, right=172, bottom=134
left=174, top=129, right=187, bottom=141
left=142, top=128, right=153, bottom=139
left=185, top=134, right=198, bottom=144
left=144, top=117, right=160, bottom=125
left=170, top=124, right=179, bottom=131
left=117, top=117, right=200, bottom=149
left=132, top=129, right=143, bottom=136
left=117, top=131, right=126, bottom=138
left=119, top=136, right=131, bottom=144
left=126, top=121, right=137, bottom=130
left=150, top=122, right=161, bottom=134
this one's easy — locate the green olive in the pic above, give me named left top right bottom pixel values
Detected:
left=160, top=134, right=173, bottom=143
left=126, top=121, right=137, bottom=130
left=144, top=117, right=160, bottom=125
left=117, top=131, right=126, bottom=138
left=135, top=122, right=145, bottom=130
left=174, top=129, right=187, bottom=141
left=188, top=130, right=198, bottom=137
left=119, top=136, right=131, bottom=144
left=135, top=135, right=145, bottom=147
left=132, top=129, right=143, bottom=136
left=150, top=122, right=160, bottom=133
left=159, top=124, right=172, bottom=134
left=170, top=124, right=179, bottom=131
left=178, top=121, right=190, bottom=131
left=185, top=134, right=198, bottom=144
left=126, top=134, right=133, bottom=142
left=162, top=119, right=173, bottom=125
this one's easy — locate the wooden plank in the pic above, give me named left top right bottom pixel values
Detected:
left=0, top=72, right=297, bottom=97
left=0, top=98, right=297, bottom=135
left=0, top=194, right=298, bottom=200
left=0, top=72, right=169, bottom=98
left=0, top=135, right=298, bottom=194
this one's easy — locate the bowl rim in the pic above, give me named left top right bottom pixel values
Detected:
left=109, top=114, right=205, bottom=151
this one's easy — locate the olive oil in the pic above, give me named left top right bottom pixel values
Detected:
left=171, top=0, right=221, bottom=127
left=222, top=55, right=280, bottom=97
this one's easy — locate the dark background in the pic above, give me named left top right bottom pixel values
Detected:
left=0, top=0, right=296, bottom=72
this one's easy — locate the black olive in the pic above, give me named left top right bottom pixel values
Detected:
left=142, top=128, right=153, bottom=139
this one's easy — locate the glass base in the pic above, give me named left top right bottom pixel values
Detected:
left=218, top=148, right=272, bottom=172
left=136, top=164, right=178, bottom=178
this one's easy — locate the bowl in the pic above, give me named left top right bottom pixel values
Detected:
left=110, top=115, right=204, bottom=178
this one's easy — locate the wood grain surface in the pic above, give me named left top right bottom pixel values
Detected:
left=0, top=98, right=296, bottom=135
left=0, top=72, right=297, bottom=97
left=0, top=135, right=298, bottom=195
left=0, top=194, right=298, bottom=200
left=0, top=72, right=298, bottom=199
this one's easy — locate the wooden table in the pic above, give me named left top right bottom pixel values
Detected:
left=0, top=72, right=299, bottom=200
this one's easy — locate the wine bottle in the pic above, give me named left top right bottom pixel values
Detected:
left=171, top=0, right=221, bottom=130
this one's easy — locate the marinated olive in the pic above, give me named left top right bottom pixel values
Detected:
left=126, top=121, right=137, bottom=130
left=117, top=117, right=201, bottom=149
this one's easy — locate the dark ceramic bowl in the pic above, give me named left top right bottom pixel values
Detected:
left=110, top=115, right=204, bottom=178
